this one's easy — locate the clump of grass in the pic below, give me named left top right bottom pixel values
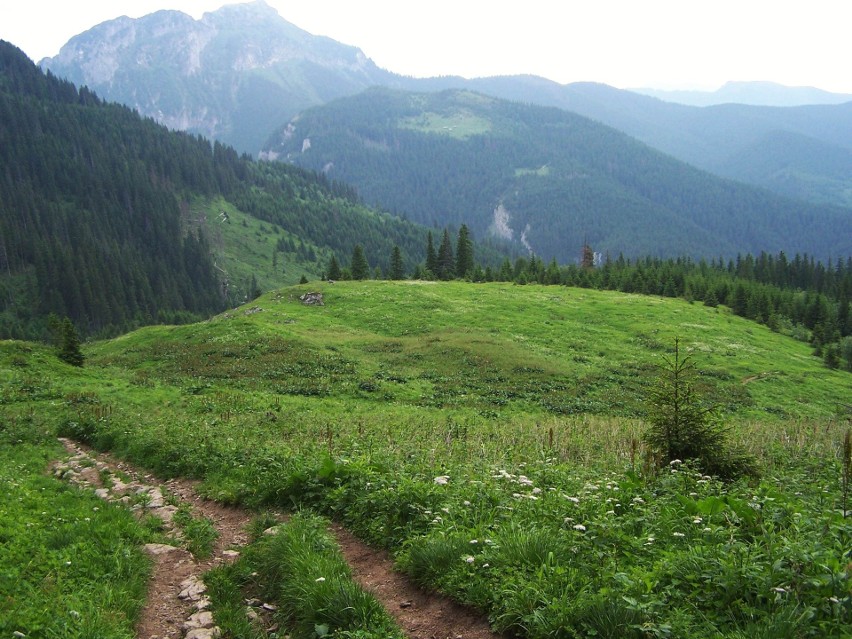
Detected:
left=237, top=511, right=403, bottom=639
left=173, top=503, right=218, bottom=559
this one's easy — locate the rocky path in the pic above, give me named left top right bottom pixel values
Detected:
left=52, top=438, right=502, bottom=639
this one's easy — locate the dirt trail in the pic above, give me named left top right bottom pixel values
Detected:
left=53, top=439, right=502, bottom=639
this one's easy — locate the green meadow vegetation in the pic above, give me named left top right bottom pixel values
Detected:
left=2, top=281, right=851, bottom=637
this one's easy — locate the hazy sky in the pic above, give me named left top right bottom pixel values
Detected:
left=1, top=0, right=850, bottom=93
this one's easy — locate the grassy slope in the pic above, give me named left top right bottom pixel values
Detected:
left=3, top=281, right=851, bottom=637
left=86, top=280, right=850, bottom=421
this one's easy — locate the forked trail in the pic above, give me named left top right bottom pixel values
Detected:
left=53, top=438, right=502, bottom=639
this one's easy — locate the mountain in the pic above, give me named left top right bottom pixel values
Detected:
left=0, top=41, right=441, bottom=340
left=41, top=4, right=852, bottom=212
left=262, top=87, right=852, bottom=262
left=634, top=81, right=852, bottom=107
left=39, top=0, right=395, bottom=154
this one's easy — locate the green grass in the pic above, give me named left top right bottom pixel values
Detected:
left=206, top=512, right=404, bottom=639
left=0, top=428, right=152, bottom=638
left=2, top=280, right=851, bottom=637
left=399, top=110, right=492, bottom=139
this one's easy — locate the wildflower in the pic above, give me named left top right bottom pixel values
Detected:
left=463, top=500, right=471, bottom=506
left=470, top=539, right=478, bottom=544
left=532, top=487, right=542, bottom=495
left=672, top=532, right=685, bottom=538
left=481, top=563, right=490, bottom=568
left=771, top=586, right=787, bottom=594
left=606, top=510, right=615, bottom=515
left=703, top=527, right=712, bottom=533
left=518, top=476, right=534, bottom=486
left=433, top=476, right=449, bottom=485
left=646, top=536, right=655, bottom=543
left=632, top=497, right=645, bottom=505
left=464, top=555, right=475, bottom=564
left=315, top=577, right=326, bottom=582
left=441, top=507, right=450, bottom=514
left=670, top=459, right=682, bottom=466
left=573, top=524, right=586, bottom=531
left=565, top=496, right=580, bottom=503
left=693, top=517, right=702, bottom=524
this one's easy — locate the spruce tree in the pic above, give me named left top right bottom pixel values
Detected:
left=643, top=338, right=757, bottom=480
left=327, top=254, right=342, bottom=280
left=425, top=232, right=437, bottom=278
left=390, top=245, right=405, bottom=280
left=58, top=317, right=84, bottom=367
left=350, top=245, right=369, bottom=280
left=455, top=224, right=474, bottom=279
left=436, top=229, right=455, bottom=280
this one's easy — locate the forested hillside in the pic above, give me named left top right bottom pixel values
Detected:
left=0, top=42, right=446, bottom=340
left=265, top=87, right=852, bottom=262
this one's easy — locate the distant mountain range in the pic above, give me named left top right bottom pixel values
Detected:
left=263, top=87, right=852, bottom=262
left=38, top=1, right=852, bottom=212
left=634, top=81, right=852, bottom=107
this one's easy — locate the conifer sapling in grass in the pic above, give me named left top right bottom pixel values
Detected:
left=643, top=337, right=757, bottom=480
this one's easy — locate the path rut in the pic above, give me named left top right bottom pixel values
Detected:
left=52, top=439, right=502, bottom=639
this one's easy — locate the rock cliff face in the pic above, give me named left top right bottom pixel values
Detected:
left=41, top=0, right=394, bottom=153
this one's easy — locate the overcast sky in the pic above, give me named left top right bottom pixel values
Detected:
left=1, top=0, right=850, bottom=93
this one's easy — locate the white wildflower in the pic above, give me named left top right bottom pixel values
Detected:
left=693, top=517, right=703, bottom=524
left=433, top=476, right=449, bottom=485
left=669, top=459, right=682, bottom=466
left=463, top=500, right=471, bottom=506
left=532, top=487, right=542, bottom=495
left=470, top=539, right=478, bottom=544
left=573, top=524, right=586, bottom=532
left=672, top=532, right=685, bottom=538
left=464, top=555, right=475, bottom=564
left=565, top=496, right=580, bottom=503
left=315, top=577, right=326, bottom=582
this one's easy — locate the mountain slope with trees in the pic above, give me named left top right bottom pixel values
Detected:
left=0, top=41, right=453, bottom=340
left=264, top=87, right=852, bottom=262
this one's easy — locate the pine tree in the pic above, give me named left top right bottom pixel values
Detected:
left=390, top=245, right=405, bottom=280
left=455, top=224, right=474, bottom=279
left=436, top=229, right=455, bottom=280
left=58, top=317, right=84, bottom=367
left=425, top=232, right=437, bottom=278
left=327, top=254, right=342, bottom=280
left=643, top=338, right=757, bottom=480
left=350, top=244, right=369, bottom=280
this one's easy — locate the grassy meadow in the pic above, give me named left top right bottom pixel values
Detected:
left=2, top=281, right=851, bottom=637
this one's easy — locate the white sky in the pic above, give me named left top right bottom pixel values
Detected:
left=1, top=0, right=850, bottom=93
